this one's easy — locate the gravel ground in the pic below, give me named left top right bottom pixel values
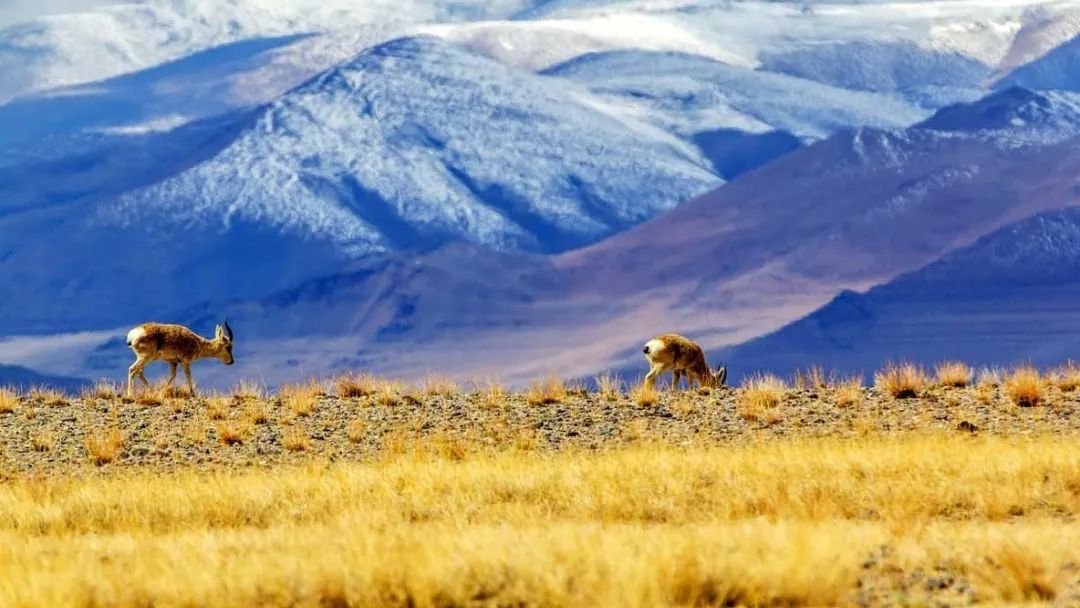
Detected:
left=1, top=382, right=1078, bottom=476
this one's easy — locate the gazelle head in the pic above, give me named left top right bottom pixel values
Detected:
left=697, top=362, right=728, bottom=388
left=213, top=318, right=235, bottom=365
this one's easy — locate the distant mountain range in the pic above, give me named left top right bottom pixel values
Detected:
left=1, top=1, right=1079, bottom=387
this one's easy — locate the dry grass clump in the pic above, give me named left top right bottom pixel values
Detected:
left=82, top=380, right=121, bottom=400
left=0, top=387, right=17, bottom=413
left=230, top=380, right=265, bottom=402
left=1004, top=366, right=1045, bottom=408
left=1049, top=361, right=1080, bottom=392
left=737, top=374, right=786, bottom=422
left=935, top=361, right=972, bottom=388
left=477, top=379, right=508, bottom=410
left=629, top=381, right=658, bottom=407
left=285, top=392, right=317, bottom=418
left=418, top=375, right=459, bottom=398
left=833, top=379, right=863, bottom=408
left=793, top=366, right=829, bottom=390
left=215, top=421, right=251, bottom=446
left=85, top=428, right=124, bottom=465
left=525, top=375, right=567, bottom=406
left=283, top=427, right=310, bottom=452
left=30, top=429, right=56, bottom=452
left=244, top=402, right=270, bottom=425
left=594, top=372, right=623, bottom=401
left=206, top=396, right=230, bottom=420
left=346, top=419, right=368, bottom=444
left=335, top=373, right=381, bottom=399
left=976, top=366, right=1004, bottom=388
left=30, top=387, right=68, bottom=407
left=874, top=362, right=927, bottom=399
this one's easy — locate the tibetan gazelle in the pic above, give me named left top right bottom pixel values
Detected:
left=126, top=319, right=234, bottom=397
left=643, top=333, right=726, bottom=390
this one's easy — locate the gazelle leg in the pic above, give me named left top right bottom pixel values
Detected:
left=182, top=363, right=196, bottom=397
left=644, top=364, right=663, bottom=390
left=165, top=362, right=178, bottom=389
left=127, top=358, right=145, bottom=397
left=671, top=371, right=683, bottom=392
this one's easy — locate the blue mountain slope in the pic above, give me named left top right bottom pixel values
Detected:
left=997, top=34, right=1080, bottom=92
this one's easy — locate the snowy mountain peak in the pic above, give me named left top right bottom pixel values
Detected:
left=917, top=86, right=1080, bottom=136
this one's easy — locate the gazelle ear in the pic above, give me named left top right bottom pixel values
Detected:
left=215, top=324, right=224, bottom=339
left=715, top=365, right=728, bottom=387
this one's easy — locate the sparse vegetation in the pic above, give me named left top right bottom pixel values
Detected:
left=935, top=360, right=972, bottom=387
left=346, top=419, right=368, bottom=443
left=83, top=380, right=121, bottom=400
left=336, top=372, right=380, bottom=398
left=793, top=366, right=828, bottom=390
left=85, top=428, right=124, bottom=465
left=1050, top=361, right=1080, bottom=392
left=629, top=380, right=658, bottom=407
left=594, top=372, right=623, bottom=401
left=30, top=428, right=55, bottom=452
left=0, top=387, right=16, bottom=413
left=833, top=379, right=863, bottom=408
left=875, top=362, right=927, bottom=398
left=738, top=374, right=786, bottom=422
left=1005, top=366, right=1045, bottom=408
left=525, top=375, right=566, bottom=405
left=215, top=421, right=249, bottom=446
left=283, top=427, right=310, bottom=452
left=30, top=387, right=68, bottom=407
left=206, top=396, right=230, bottom=420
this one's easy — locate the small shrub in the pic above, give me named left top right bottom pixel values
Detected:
left=375, top=384, right=400, bottom=407
left=1004, top=366, right=1045, bottom=408
left=874, top=362, right=927, bottom=399
left=936, top=361, right=972, bottom=388
left=136, top=392, right=163, bottom=406
left=86, top=428, right=124, bottom=465
left=630, top=382, right=658, bottom=407
left=594, top=373, right=623, bottom=401
left=526, top=375, right=566, bottom=406
left=1049, top=362, right=1080, bottom=392
left=215, top=421, right=250, bottom=446
left=245, top=402, right=270, bottom=425
left=0, top=387, right=17, bottom=413
left=286, top=392, right=317, bottom=417
left=283, top=427, right=310, bottom=452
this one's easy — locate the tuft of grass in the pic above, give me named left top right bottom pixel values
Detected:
left=525, top=375, right=567, bottom=406
left=30, top=387, right=68, bottom=407
left=230, top=381, right=265, bottom=403
left=85, top=428, right=124, bottom=465
left=477, top=379, right=508, bottom=410
left=30, top=429, right=56, bottom=453
left=793, top=366, right=829, bottom=390
left=215, top=421, right=251, bottom=446
left=82, top=381, right=121, bottom=401
left=0, top=387, right=17, bottom=413
left=206, top=396, right=230, bottom=420
left=594, top=372, right=623, bottom=401
left=285, top=392, right=317, bottom=418
left=833, top=379, right=863, bottom=408
left=1004, top=366, right=1045, bottom=408
left=630, top=381, right=659, bottom=407
left=874, top=362, right=927, bottom=399
left=346, top=419, right=368, bottom=444
left=244, top=402, right=270, bottom=425
left=282, top=427, right=310, bottom=452
left=419, top=375, right=459, bottom=398
left=1049, top=361, right=1080, bottom=392
left=336, top=373, right=381, bottom=399
left=737, top=374, right=785, bottom=424
left=935, top=361, right=972, bottom=388
left=976, top=366, right=1004, bottom=388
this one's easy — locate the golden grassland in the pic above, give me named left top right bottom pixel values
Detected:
left=2, top=435, right=1080, bottom=606
left=2, top=362, right=1080, bottom=606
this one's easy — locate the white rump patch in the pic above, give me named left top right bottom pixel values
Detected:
left=126, top=326, right=146, bottom=346
left=644, top=338, right=665, bottom=359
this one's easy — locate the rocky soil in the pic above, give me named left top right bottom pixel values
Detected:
left=1, top=382, right=1078, bottom=476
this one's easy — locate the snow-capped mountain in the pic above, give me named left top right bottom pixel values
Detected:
left=998, top=33, right=1080, bottom=91
left=60, top=87, right=1080, bottom=388
left=721, top=206, right=1080, bottom=379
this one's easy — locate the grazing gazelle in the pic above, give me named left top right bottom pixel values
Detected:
left=126, top=319, right=234, bottom=397
left=643, top=333, right=727, bottom=391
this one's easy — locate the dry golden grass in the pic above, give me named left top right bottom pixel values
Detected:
left=82, top=380, right=121, bottom=400
left=1050, top=361, right=1080, bottom=392
left=935, top=360, right=972, bottom=388
left=525, top=375, right=566, bottom=405
left=793, top=366, right=828, bottom=390
left=283, top=427, right=310, bottom=452
left=205, top=396, right=229, bottom=420
left=477, top=379, right=508, bottom=410
left=0, top=387, right=16, bottom=414
left=629, top=381, right=658, bottom=407
left=335, top=372, right=380, bottom=398
left=30, top=386, right=68, bottom=407
left=346, top=419, right=368, bottom=444
left=594, top=372, right=623, bottom=401
left=976, top=366, right=1004, bottom=387
left=230, top=380, right=265, bottom=402
left=285, top=391, right=317, bottom=418
left=418, top=374, right=459, bottom=398
left=214, top=421, right=250, bottom=446
left=85, top=428, right=124, bottom=465
left=874, top=362, right=927, bottom=399
left=833, top=379, right=863, bottom=408
left=30, top=428, right=55, bottom=452
left=244, top=402, right=269, bottom=425
left=1005, top=366, right=1046, bottom=408
left=3, top=435, right=1080, bottom=606
left=737, top=374, right=785, bottom=422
